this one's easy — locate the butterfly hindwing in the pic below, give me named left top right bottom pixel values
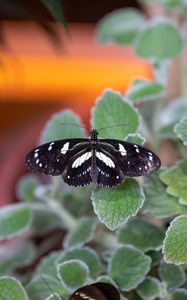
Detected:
left=62, top=147, right=93, bottom=187
left=25, top=138, right=89, bottom=176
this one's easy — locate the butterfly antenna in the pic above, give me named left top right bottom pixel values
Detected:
left=60, top=122, right=90, bottom=131
left=97, top=124, right=128, bottom=131
left=40, top=275, right=62, bottom=300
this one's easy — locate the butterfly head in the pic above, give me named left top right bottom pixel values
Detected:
left=90, top=129, right=99, bottom=141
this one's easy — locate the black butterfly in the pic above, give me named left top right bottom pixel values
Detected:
left=69, top=282, right=120, bottom=300
left=26, top=129, right=161, bottom=187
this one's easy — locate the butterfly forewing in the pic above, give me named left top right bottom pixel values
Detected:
left=25, top=138, right=89, bottom=176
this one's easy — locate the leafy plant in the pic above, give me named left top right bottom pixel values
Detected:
left=1, top=1, right=187, bottom=299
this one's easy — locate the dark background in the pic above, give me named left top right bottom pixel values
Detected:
left=0, top=0, right=140, bottom=22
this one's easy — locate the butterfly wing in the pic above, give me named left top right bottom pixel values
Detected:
left=26, top=138, right=89, bottom=176
left=95, top=139, right=161, bottom=187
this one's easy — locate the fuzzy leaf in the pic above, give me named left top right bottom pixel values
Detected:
left=57, top=260, right=89, bottom=290
left=163, top=215, right=187, bottom=264
left=57, top=247, right=102, bottom=279
left=160, top=160, right=187, bottom=205
left=35, top=251, right=63, bottom=279
left=127, top=80, right=164, bottom=103
left=92, top=179, right=145, bottom=231
left=41, top=0, right=65, bottom=25
left=146, top=250, right=163, bottom=267
left=32, top=205, right=63, bottom=235
left=16, top=175, right=40, bottom=202
left=0, top=204, right=32, bottom=240
left=97, top=8, right=145, bottom=45
left=135, top=17, right=183, bottom=60
left=0, top=241, right=36, bottom=275
left=64, top=217, right=96, bottom=248
left=92, top=89, right=139, bottom=139
left=159, top=261, right=186, bottom=291
left=0, top=277, right=28, bottom=300
left=125, top=133, right=145, bottom=145
left=118, top=218, right=164, bottom=251
left=142, top=171, right=186, bottom=218
left=158, top=98, right=187, bottom=139
left=108, top=246, right=151, bottom=291
left=26, top=275, right=68, bottom=300
left=137, top=276, right=161, bottom=300
left=171, top=289, right=187, bottom=300
left=174, top=117, right=187, bottom=146
left=40, top=109, right=86, bottom=143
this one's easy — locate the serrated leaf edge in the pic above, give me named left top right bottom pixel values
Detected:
left=108, top=245, right=152, bottom=291
left=163, top=215, right=187, bottom=265
left=0, top=276, right=29, bottom=300
left=57, top=259, right=89, bottom=290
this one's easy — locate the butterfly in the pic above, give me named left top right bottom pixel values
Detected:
left=26, top=129, right=161, bottom=188
left=69, top=282, right=120, bottom=300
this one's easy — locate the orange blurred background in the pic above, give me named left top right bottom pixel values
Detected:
left=0, top=1, right=153, bottom=205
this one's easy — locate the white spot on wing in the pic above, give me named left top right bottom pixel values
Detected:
left=119, top=143, right=127, bottom=156
left=96, top=152, right=115, bottom=168
left=72, top=152, right=92, bottom=168
left=39, top=163, right=42, bottom=167
left=61, top=142, right=69, bottom=154
left=36, top=159, right=39, bottom=164
left=34, top=153, right=38, bottom=158
left=48, top=142, right=54, bottom=151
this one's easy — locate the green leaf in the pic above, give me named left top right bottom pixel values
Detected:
left=159, top=261, right=186, bottom=291
left=57, top=247, right=102, bottom=279
left=57, top=260, right=89, bottom=290
left=96, top=8, right=145, bottom=45
left=161, top=0, right=185, bottom=10
left=127, top=79, right=164, bottom=103
left=174, top=117, right=187, bottom=146
left=40, top=109, right=86, bottom=143
left=26, top=275, right=68, bottom=300
left=158, top=99, right=187, bottom=140
left=32, top=205, right=63, bottom=235
left=125, top=133, right=145, bottom=145
left=35, top=251, right=63, bottom=279
left=0, top=241, right=36, bottom=275
left=108, top=246, right=151, bottom=291
left=0, top=204, right=32, bottom=240
left=117, top=218, right=164, bottom=251
left=171, top=289, right=187, bottom=300
left=163, top=215, right=187, bottom=264
left=146, top=250, right=163, bottom=267
left=142, top=170, right=186, bottom=218
left=137, top=276, right=161, bottom=300
left=92, top=89, right=139, bottom=139
left=92, top=179, right=145, bottom=231
left=41, top=0, right=65, bottom=25
left=0, top=277, right=28, bottom=300
left=160, top=160, right=187, bottom=205
left=16, top=175, right=40, bottom=202
left=64, top=217, right=96, bottom=248
left=135, top=17, right=183, bottom=60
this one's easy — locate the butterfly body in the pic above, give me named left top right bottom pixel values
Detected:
left=26, top=129, right=161, bottom=187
